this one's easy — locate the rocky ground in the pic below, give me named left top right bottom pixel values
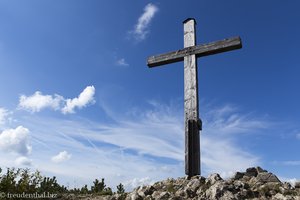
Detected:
left=61, top=167, right=300, bottom=200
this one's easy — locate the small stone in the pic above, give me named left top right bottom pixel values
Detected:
left=283, top=182, right=292, bottom=190
left=255, top=166, right=267, bottom=173
left=219, top=191, right=236, bottom=200
left=206, top=173, right=223, bottom=185
left=233, top=172, right=245, bottom=180
left=126, top=192, right=143, bottom=200
left=152, top=191, right=170, bottom=200
left=248, top=176, right=260, bottom=187
left=144, top=185, right=156, bottom=196
left=137, top=187, right=145, bottom=197
left=245, top=167, right=258, bottom=177
left=205, top=182, right=228, bottom=199
left=272, top=193, right=286, bottom=200
left=144, top=195, right=152, bottom=200
left=256, top=172, right=281, bottom=183
left=241, top=175, right=251, bottom=182
left=184, top=187, right=196, bottom=198
left=186, top=178, right=201, bottom=192
left=175, top=189, right=185, bottom=197
left=233, top=180, right=245, bottom=190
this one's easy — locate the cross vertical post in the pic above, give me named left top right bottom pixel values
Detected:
left=183, top=18, right=201, bottom=176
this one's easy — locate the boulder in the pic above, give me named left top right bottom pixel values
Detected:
left=245, top=167, right=258, bottom=177
left=152, top=191, right=170, bottom=200
left=206, top=173, right=223, bottom=185
left=186, top=178, right=202, bottom=192
left=125, top=192, right=143, bottom=200
left=205, top=181, right=228, bottom=200
left=256, top=166, right=267, bottom=173
left=58, top=167, right=300, bottom=200
left=233, top=172, right=245, bottom=180
left=256, top=172, right=281, bottom=183
left=295, top=182, right=300, bottom=189
left=137, top=185, right=155, bottom=197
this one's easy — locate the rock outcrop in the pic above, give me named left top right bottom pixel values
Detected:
left=61, top=167, right=300, bottom=200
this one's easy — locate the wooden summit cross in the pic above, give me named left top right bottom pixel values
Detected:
left=147, top=18, right=242, bottom=177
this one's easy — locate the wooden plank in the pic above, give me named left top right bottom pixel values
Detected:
left=183, top=19, right=200, bottom=176
left=186, top=119, right=200, bottom=176
left=147, top=36, right=242, bottom=67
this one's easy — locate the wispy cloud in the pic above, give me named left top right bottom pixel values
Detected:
left=284, top=161, right=300, bottom=166
left=51, top=151, right=72, bottom=163
left=279, top=160, right=300, bottom=166
left=0, top=107, right=9, bottom=125
left=18, top=86, right=95, bottom=114
left=8, top=100, right=268, bottom=190
left=201, top=137, right=259, bottom=177
left=296, top=133, right=300, bottom=140
left=0, top=126, right=31, bottom=155
left=116, top=58, right=129, bottom=67
left=204, top=104, right=269, bottom=135
left=131, top=3, right=158, bottom=41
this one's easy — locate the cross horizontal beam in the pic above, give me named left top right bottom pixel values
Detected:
left=147, top=36, right=242, bottom=68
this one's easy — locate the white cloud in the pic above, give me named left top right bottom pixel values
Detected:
left=15, top=156, right=32, bottom=166
left=0, top=107, right=9, bottom=125
left=296, top=133, right=300, bottom=139
left=0, top=126, right=31, bottom=155
left=19, top=92, right=63, bottom=113
left=51, top=151, right=72, bottom=163
left=62, top=86, right=95, bottom=114
left=131, top=3, right=158, bottom=41
left=116, top=58, right=129, bottom=66
left=18, top=86, right=96, bottom=114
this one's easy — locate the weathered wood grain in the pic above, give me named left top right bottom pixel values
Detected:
left=183, top=19, right=200, bottom=176
left=147, top=36, right=242, bottom=67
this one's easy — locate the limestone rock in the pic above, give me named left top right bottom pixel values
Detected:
left=256, top=166, right=268, bottom=173
left=256, top=172, right=281, bottom=183
left=186, top=178, right=202, bottom=193
left=245, top=167, right=258, bottom=177
left=206, top=173, right=223, bottom=185
left=233, top=172, right=244, bottom=180
left=152, top=191, right=170, bottom=200
left=205, top=181, right=228, bottom=200
left=125, top=192, right=143, bottom=200
left=58, top=166, right=300, bottom=200
left=137, top=185, right=155, bottom=197
left=295, top=182, right=300, bottom=189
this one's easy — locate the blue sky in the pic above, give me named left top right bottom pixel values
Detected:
left=0, top=0, right=300, bottom=190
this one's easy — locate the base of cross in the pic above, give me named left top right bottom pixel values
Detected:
left=185, top=118, right=202, bottom=177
